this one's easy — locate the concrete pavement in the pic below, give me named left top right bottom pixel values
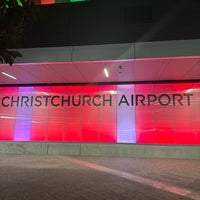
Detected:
left=0, top=154, right=199, bottom=200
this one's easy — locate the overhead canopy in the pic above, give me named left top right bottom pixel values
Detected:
left=0, top=40, right=200, bottom=85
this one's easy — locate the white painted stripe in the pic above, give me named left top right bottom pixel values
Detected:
left=59, top=156, right=200, bottom=200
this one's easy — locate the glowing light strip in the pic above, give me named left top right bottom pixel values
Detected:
left=117, top=85, right=136, bottom=143
left=104, top=68, right=109, bottom=78
left=2, top=72, right=17, bottom=80
left=14, top=87, right=34, bottom=141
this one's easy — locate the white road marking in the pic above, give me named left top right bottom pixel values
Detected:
left=59, top=156, right=200, bottom=200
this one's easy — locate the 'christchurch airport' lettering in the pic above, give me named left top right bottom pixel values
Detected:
left=1, top=93, right=194, bottom=107
left=1, top=95, right=112, bottom=107
left=118, top=93, right=193, bottom=106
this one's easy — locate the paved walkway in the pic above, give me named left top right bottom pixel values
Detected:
left=0, top=154, right=199, bottom=200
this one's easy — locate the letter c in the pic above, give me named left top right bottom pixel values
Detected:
left=2, top=96, right=10, bottom=107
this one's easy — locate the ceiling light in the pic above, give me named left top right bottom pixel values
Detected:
left=110, top=90, right=117, bottom=94
left=2, top=72, right=17, bottom=80
left=185, top=89, right=193, bottom=93
left=0, top=116, right=14, bottom=119
left=104, top=68, right=109, bottom=78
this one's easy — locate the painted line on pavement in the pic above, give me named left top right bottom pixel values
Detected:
left=59, top=156, right=200, bottom=200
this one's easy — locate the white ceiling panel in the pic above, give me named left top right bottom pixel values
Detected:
left=74, top=61, right=107, bottom=83
left=133, top=59, right=168, bottom=81
left=47, top=62, right=87, bottom=83
left=106, top=60, right=135, bottom=82
left=158, top=57, right=199, bottom=80
left=0, top=56, right=200, bottom=85
left=19, top=64, right=63, bottom=84
left=184, top=62, right=200, bottom=79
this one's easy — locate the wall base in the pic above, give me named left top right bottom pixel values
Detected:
left=0, top=142, right=200, bottom=160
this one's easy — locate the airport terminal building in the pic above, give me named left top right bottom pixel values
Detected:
left=0, top=0, right=200, bottom=159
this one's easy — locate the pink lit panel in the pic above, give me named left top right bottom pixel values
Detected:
left=31, top=86, right=50, bottom=141
left=193, top=83, right=200, bottom=144
left=64, top=86, right=83, bottom=142
left=154, top=84, right=175, bottom=144
left=173, top=83, right=196, bottom=144
left=81, top=86, right=101, bottom=142
left=46, top=86, right=66, bottom=141
left=99, top=85, right=117, bottom=142
left=135, top=84, right=156, bottom=144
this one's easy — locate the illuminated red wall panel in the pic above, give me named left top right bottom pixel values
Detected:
left=135, top=84, right=156, bottom=144
left=0, top=87, right=18, bottom=140
left=99, top=85, right=117, bottom=142
left=47, top=86, right=67, bottom=141
left=193, top=83, right=200, bottom=144
left=30, top=86, right=50, bottom=141
left=153, top=84, right=175, bottom=144
left=81, top=86, right=100, bottom=142
left=173, top=83, right=196, bottom=144
left=0, top=83, right=200, bottom=145
left=63, top=86, right=83, bottom=142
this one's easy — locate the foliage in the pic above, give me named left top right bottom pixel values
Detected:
left=0, top=0, right=35, bottom=65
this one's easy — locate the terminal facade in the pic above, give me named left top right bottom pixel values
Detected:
left=0, top=0, right=200, bottom=158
